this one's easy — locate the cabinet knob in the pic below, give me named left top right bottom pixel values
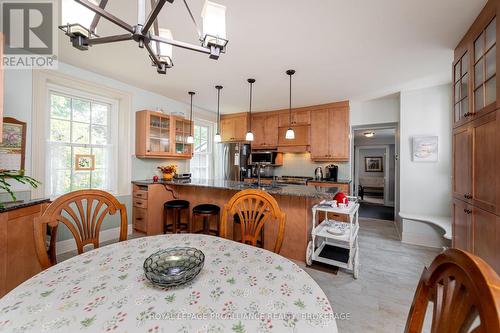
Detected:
left=464, top=194, right=472, bottom=199
left=463, top=208, right=472, bottom=214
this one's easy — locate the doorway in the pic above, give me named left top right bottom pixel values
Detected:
left=352, top=126, right=397, bottom=221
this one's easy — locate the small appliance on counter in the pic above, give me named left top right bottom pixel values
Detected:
left=314, top=167, right=323, bottom=180
left=174, top=173, right=191, bottom=180
left=325, top=164, right=339, bottom=182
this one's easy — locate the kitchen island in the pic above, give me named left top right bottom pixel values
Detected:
left=131, top=179, right=339, bottom=261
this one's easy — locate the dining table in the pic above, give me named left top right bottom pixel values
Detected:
left=0, top=234, right=338, bottom=332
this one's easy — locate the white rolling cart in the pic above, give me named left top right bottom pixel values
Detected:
left=306, top=196, right=360, bottom=279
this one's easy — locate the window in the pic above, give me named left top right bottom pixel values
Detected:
left=190, top=121, right=213, bottom=180
left=47, top=89, right=117, bottom=197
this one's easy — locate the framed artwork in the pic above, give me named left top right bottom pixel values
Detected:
left=365, top=156, right=383, bottom=172
left=75, top=154, right=95, bottom=171
left=0, top=117, right=27, bottom=171
left=412, top=136, right=438, bottom=162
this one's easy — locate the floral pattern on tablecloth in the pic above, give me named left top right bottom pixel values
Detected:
left=0, top=234, right=337, bottom=332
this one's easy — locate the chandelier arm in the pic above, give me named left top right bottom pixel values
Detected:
left=150, top=35, right=211, bottom=55
left=142, top=0, right=170, bottom=34
left=182, top=0, right=202, bottom=39
left=75, top=0, right=134, bottom=33
left=85, top=33, right=134, bottom=45
left=89, top=0, right=108, bottom=33
left=144, top=41, right=163, bottom=68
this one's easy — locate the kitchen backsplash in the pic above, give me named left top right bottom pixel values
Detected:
left=273, top=153, right=351, bottom=179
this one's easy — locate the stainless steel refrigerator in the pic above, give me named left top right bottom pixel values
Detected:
left=222, top=143, right=251, bottom=181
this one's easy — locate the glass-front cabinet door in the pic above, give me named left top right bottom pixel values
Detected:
left=148, top=114, right=170, bottom=155
left=473, top=17, right=496, bottom=114
left=454, top=52, right=469, bottom=125
left=173, top=117, right=193, bottom=157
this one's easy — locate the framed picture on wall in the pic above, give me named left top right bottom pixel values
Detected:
left=412, top=136, right=438, bottom=162
left=0, top=117, right=26, bottom=171
left=365, top=156, right=383, bottom=172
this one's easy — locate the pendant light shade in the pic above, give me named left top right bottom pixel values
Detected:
left=158, top=28, right=174, bottom=66
left=246, top=78, right=256, bottom=142
left=285, top=69, right=296, bottom=140
left=214, top=85, right=223, bottom=143
left=62, top=0, right=99, bottom=35
left=201, top=1, right=227, bottom=48
left=187, top=91, right=195, bottom=144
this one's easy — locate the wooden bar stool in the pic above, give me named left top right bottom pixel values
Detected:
left=192, top=204, right=220, bottom=236
left=164, top=200, right=190, bottom=234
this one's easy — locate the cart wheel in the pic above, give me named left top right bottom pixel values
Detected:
left=306, top=241, right=313, bottom=266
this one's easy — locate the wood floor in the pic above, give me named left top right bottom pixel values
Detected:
left=299, top=218, right=440, bottom=333
left=58, top=218, right=440, bottom=332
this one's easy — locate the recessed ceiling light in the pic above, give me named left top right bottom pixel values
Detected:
left=364, top=132, right=375, bottom=138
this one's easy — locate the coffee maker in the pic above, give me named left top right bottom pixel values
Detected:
left=325, top=164, right=338, bottom=181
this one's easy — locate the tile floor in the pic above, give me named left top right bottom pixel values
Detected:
left=57, top=218, right=440, bottom=332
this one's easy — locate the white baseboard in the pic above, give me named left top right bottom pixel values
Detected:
left=56, top=224, right=133, bottom=255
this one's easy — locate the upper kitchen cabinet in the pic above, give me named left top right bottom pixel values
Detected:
left=453, top=1, right=497, bottom=127
left=278, top=110, right=310, bottom=127
left=135, top=110, right=193, bottom=159
left=277, top=125, right=310, bottom=149
left=310, top=103, right=350, bottom=161
left=252, top=113, right=279, bottom=149
left=220, top=113, right=249, bottom=142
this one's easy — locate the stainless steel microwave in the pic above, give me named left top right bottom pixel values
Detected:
left=250, top=151, right=280, bottom=165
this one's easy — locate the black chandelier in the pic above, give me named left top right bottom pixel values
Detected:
left=60, top=0, right=228, bottom=74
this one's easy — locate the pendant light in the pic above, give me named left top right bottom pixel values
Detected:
left=245, top=78, right=256, bottom=141
left=285, top=69, right=296, bottom=140
left=214, top=85, right=223, bottom=143
left=186, top=91, right=195, bottom=144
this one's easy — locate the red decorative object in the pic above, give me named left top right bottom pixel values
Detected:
left=153, top=175, right=159, bottom=183
left=333, top=192, right=348, bottom=205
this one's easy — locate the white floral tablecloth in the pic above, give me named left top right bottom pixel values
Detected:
left=0, top=234, right=338, bottom=333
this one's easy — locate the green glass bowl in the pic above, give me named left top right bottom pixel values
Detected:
left=143, top=247, right=205, bottom=287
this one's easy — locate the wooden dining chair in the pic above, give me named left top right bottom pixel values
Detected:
left=34, top=189, right=128, bottom=269
left=405, top=248, right=500, bottom=333
left=220, top=189, right=286, bottom=254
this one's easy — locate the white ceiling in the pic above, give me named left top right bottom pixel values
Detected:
left=59, top=0, right=486, bottom=113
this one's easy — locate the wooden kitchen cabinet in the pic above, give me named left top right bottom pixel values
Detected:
left=136, top=110, right=193, bottom=159
left=452, top=125, right=472, bottom=201
left=277, top=125, right=310, bottom=147
left=452, top=0, right=500, bottom=274
left=452, top=111, right=498, bottom=215
left=452, top=199, right=472, bottom=252
left=452, top=199, right=500, bottom=272
left=220, top=113, right=249, bottom=142
left=472, top=205, right=500, bottom=272
left=310, top=106, right=350, bottom=161
left=278, top=110, right=310, bottom=127
left=453, top=1, right=497, bottom=128
left=251, top=113, right=279, bottom=149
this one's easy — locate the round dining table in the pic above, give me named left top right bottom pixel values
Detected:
left=0, top=234, right=338, bottom=332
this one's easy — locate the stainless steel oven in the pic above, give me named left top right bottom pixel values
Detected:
left=250, top=151, right=280, bottom=165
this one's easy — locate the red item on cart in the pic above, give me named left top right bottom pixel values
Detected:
left=333, top=192, right=348, bottom=206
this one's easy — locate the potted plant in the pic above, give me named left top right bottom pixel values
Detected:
left=157, top=165, right=177, bottom=181
left=0, top=169, right=40, bottom=208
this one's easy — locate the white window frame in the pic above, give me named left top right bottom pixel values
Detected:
left=190, top=119, right=214, bottom=180
left=32, top=70, right=132, bottom=198
left=46, top=84, right=119, bottom=197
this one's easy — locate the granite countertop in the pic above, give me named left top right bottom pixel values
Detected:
left=307, top=179, right=352, bottom=184
left=0, top=198, right=50, bottom=213
left=132, top=179, right=339, bottom=199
